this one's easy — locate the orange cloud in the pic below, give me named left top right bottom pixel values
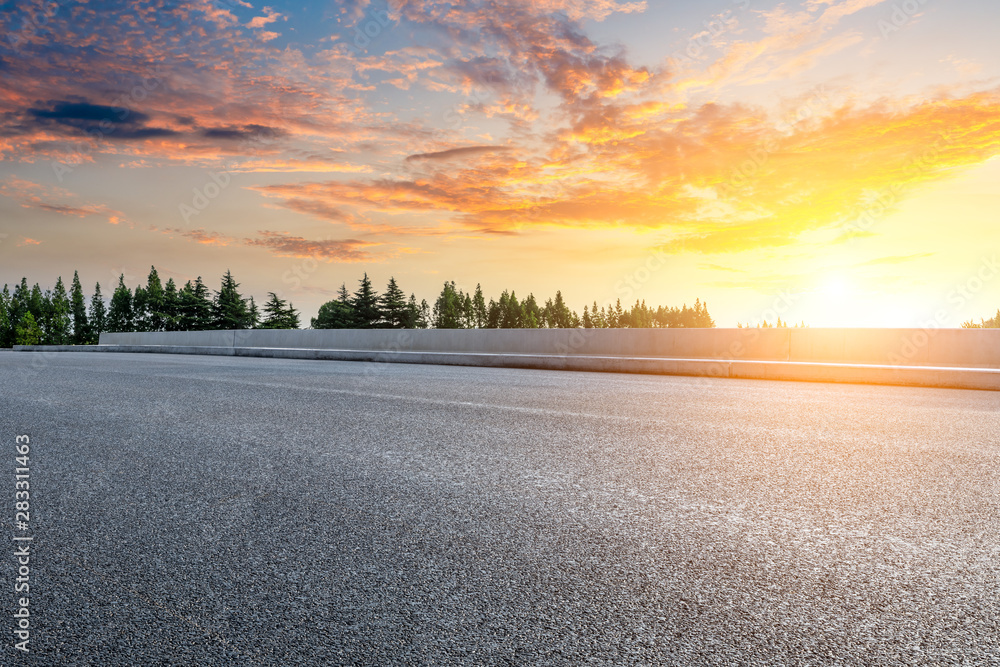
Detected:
left=0, top=177, right=128, bottom=225
left=155, top=226, right=385, bottom=262
left=158, top=228, right=233, bottom=246
left=247, top=88, right=1000, bottom=255
left=243, top=231, right=380, bottom=261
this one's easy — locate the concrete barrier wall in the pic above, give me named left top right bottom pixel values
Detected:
left=99, top=328, right=1000, bottom=369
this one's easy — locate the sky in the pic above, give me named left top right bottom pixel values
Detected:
left=1, top=0, right=998, bottom=327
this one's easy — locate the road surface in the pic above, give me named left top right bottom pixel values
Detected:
left=2, top=351, right=999, bottom=665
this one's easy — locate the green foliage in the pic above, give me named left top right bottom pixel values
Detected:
left=70, top=272, right=90, bottom=344
left=89, top=282, right=106, bottom=343
left=408, top=294, right=428, bottom=329
left=378, top=277, right=408, bottom=329
left=472, top=284, right=487, bottom=328
left=162, top=278, right=180, bottom=331
left=313, top=284, right=355, bottom=329
left=351, top=273, right=381, bottom=328
left=107, top=275, right=133, bottom=333
left=132, top=284, right=148, bottom=332
left=260, top=292, right=300, bottom=329
left=47, top=277, right=72, bottom=345
left=143, top=266, right=165, bottom=332
left=7, top=279, right=30, bottom=345
left=312, top=300, right=354, bottom=329
left=213, top=270, right=253, bottom=329
left=15, top=312, right=42, bottom=346
left=582, top=297, right=715, bottom=329
left=962, top=309, right=1000, bottom=328
left=433, top=281, right=467, bottom=329
left=0, top=286, right=11, bottom=348
left=0, top=268, right=721, bottom=341
left=178, top=277, right=214, bottom=331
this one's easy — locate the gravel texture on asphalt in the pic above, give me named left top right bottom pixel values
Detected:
left=2, top=351, right=999, bottom=665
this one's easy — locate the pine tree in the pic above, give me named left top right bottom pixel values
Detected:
left=499, top=290, right=522, bottom=328
left=0, top=285, right=11, bottom=348
left=144, top=266, right=165, bottom=332
left=132, top=284, right=148, bottom=332
left=89, top=282, right=107, bottom=342
left=178, top=277, right=214, bottom=331
left=15, top=312, right=42, bottom=346
left=522, top=293, right=541, bottom=329
left=403, top=294, right=423, bottom=328
left=162, top=278, right=180, bottom=331
left=260, top=292, right=300, bottom=329
left=461, top=293, right=474, bottom=328
left=378, top=277, right=408, bottom=329
left=70, top=271, right=90, bottom=344
left=433, top=281, right=465, bottom=329
left=472, top=284, right=487, bottom=328
left=351, top=273, right=381, bottom=328
left=312, top=299, right=354, bottom=329
left=247, top=296, right=260, bottom=329
left=28, top=283, right=45, bottom=324
left=8, top=279, right=29, bottom=343
left=48, top=277, right=72, bottom=344
left=486, top=298, right=500, bottom=328
left=213, top=270, right=251, bottom=329
left=107, top=275, right=133, bottom=333
left=419, top=299, right=431, bottom=328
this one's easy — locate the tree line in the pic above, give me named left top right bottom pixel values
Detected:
left=962, top=310, right=1000, bottom=328
left=313, top=275, right=715, bottom=329
left=0, top=268, right=717, bottom=347
left=0, top=267, right=299, bottom=346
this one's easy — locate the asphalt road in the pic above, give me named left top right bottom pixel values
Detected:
left=2, top=351, right=999, bottom=665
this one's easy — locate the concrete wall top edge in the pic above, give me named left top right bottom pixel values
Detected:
left=96, top=327, right=1000, bottom=368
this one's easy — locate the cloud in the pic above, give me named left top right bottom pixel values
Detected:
left=0, top=176, right=127, bottom=225
left=29, top=101, right=150, bottom=125
left=243, top=231, right=378, bottom=261
left=0, top=1, right=384, bottom=167
left=406, top=145, right=513, bottom=161
left=251, top=87, right=1000, bottom=255
left=26, top=100, right=178, bottom=140
left=2, top=0, right=999, bottom=266
left=247, top=8, right=283, bottom=29
left=158, top=228, right=233, bottom=246
left=157, top=226, right=382, bottom=262
left=201, top=125, right=284, bottom=141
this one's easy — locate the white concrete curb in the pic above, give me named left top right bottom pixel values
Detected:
left=12, top=344, right=1000, bottom=391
